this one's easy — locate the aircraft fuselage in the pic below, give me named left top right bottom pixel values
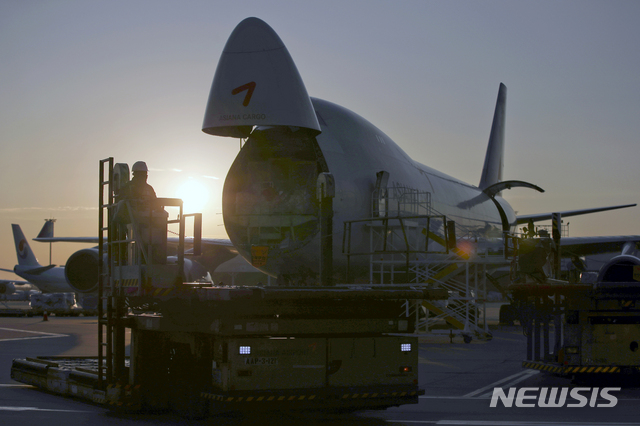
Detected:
left=222, top=98, right=516, bottom=282
left=13, top=265, right=71, bottom=293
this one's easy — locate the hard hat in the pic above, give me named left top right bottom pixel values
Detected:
left=132, top=161, right=148, bottom=172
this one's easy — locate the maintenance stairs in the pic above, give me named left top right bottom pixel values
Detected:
left=343, top=185, right=509, bottom=341
left=97, top=158, right=199, bottom=389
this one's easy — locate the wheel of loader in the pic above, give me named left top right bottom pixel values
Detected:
left=499, top=303, right=516, bottom=325
left=167, top=343, right=209, bottom=420
left=463, top=334, right=472, bottom=344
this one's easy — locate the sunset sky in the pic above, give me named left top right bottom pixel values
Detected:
left=1, top=0, right=639, bottom=280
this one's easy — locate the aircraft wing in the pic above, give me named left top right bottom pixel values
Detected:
left=516, top=203, right=636, bottom=224
left=559, top=235, right=640, bottom=258
left=34, top=236, right=235, bottom=249
left=0, top=278, right=31, bottom=286
left=34, top=236, right=237, bottom=257
left=167, top=237, right=237, bottom=255
left=168, top=237, right=236, bottom=248
left=33, top=237, right=100, bottom=243
left=32, top=235, right=239, bottom=276
left=179, top=238, right=239, bottom=274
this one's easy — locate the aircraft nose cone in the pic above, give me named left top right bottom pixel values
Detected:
left=223, top=17, right=285, bottom=53
left=202, top=17, right=321, bottom=138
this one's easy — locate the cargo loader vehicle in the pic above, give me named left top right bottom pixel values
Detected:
left=11, top=158, right=447, bottom=418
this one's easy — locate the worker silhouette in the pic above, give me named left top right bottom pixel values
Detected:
left=115, top=161, right=166, bottom=264
left=120, top=161, right=157, bottom=206
left=114, top=161, right=157, bottom=223
left=517, top=229, right=555, bottom=283
left=523, top=219, right=537, bottom=239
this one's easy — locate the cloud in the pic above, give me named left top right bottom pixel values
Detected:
left=0, top=206, right=97, bottom=213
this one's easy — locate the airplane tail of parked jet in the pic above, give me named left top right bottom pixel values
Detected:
left=12, top=224, right=41, bottom=267
left=0, top=224, right=71, bottom=293
left=36, top=220, right=54, bottom=239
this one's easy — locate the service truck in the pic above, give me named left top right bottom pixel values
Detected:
left=505, top=229, right=640, bottom=378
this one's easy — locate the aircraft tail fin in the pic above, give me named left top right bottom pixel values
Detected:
left=11, top=224, right=40, bottom=266
left=36, top=220, right=54, bottom=239
left=479, top=83, right=507, bottom=191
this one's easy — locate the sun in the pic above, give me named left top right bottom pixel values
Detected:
left=176, top=179, right=210, bottom=213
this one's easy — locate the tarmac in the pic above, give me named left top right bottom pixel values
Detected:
left=2, top=303, right=640, bottom=425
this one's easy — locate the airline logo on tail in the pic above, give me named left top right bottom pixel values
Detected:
left=18, top=239, right=29, bottom=260
left=12, top=224, right=40, bottom=266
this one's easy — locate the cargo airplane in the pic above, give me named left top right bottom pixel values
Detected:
left=200, top=17, right=638, bottom=284
left=37, top=17, right=639, bottom=290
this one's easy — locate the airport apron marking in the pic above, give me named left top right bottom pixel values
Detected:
left=0, top=406, right=91, bottom=412
left=463, top=369, right=539, bottom=398
left=0, top=327, right=68, bottom=342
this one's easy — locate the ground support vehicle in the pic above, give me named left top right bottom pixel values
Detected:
left=11, top=158, right=447, bottom=418
left=510, top=281, right=640, bottom=377
left=12, top=285, right=443, bottom=417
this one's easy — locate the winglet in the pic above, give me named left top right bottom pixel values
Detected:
left=479, top=83, right=507, bottom=191
left=482, top=180, right=544, bottom=198
left=202, top=17, right=321, bottom=138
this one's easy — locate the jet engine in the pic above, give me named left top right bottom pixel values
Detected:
left=596, top=255, right=640, bottom=283
left=64, top=248, right=209, bottom=293
left=0, top=281, right=16, bottom=295
left=65, top=248, right=101, bottom=293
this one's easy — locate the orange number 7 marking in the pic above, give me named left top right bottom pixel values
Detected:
left=232, top=82, right=256, bottom=107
